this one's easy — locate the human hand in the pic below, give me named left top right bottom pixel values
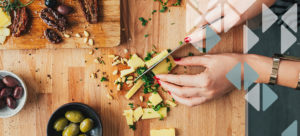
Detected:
left=155, top=53, right=243, bottom=106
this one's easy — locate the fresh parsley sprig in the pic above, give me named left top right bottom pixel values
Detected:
left=0, top=0, right=34, bottom=13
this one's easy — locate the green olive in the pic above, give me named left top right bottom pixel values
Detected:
left=65, top=110, right=84, bottom=123
left=78, top=134, right=88, bottom=136
left=53, top=117, right=68, bottom=131
left=62, top=123, right=80, bottom=136
left=80, top=118, right=94, bottom=133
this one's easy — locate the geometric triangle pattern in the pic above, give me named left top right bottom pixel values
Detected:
left=243, top=25, right=260, bottom=53
left=281, top=4, right=298, bottom=33
left=226, top=62, right=242, bottom=90
left=245, top=83, right=260, bottom=111
left=262, top=84, right=278, bottom=111
left=205, top=26, right=221, bottom=52
left=281, top=25, right=297, bottom=53
left=282, top=120, right=298, bottom=136
left=262, top=4, right=278, bottom=33
left=244, top=62, right=259, bottom=90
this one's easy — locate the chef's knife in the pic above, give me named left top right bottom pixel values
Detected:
left=134, top=17, right=222, bottom=82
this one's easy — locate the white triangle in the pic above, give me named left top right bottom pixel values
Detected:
left=224, top=4, right=240, bottom=32
left=281, top=25, right=297, bottom=53
left=245, top=84, right=260, bottom=111
left=282, top=4, right=298, bottom=33
left=262, top=4, right=278, bottom=33
left=243, top=25, right=259, bottom=53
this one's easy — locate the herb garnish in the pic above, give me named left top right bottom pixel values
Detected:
left=0, top=0, right=34, bottom=13
left=168, top=63, right=172, bottom=71
left=152, top=10, right=157, bottom=14
left=172, top=0, right=181, bottom=6
left=138, top=17, right=148, bottom=26
left=128, top=103, right=134, bottom=109
left=100, top=77, right=108, bottom=82
left=129, top=125, right=136, bottom=130
left=144, top=34, right=149, bottom=38
left=166, top=58, right=170, bottom=62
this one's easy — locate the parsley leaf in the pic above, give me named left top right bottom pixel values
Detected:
left=188, top=52, right=194, bottom=56
left=129, top=125, right=136, bottom=130
left=100, top=77, right=108, bottom=82
left=139, top=17, right=148, bottom=26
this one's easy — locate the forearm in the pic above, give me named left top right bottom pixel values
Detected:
left=243, top=54, right=300, bottom=88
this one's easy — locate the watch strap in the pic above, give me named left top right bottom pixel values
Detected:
left=269, top=57, right=280, bottom=85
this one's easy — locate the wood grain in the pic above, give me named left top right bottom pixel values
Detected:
left=1, top=0, right=120, bottom=49
left=0, top=0, right=245, bottom=136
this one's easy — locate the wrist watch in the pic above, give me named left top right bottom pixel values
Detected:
left=269, top=54, right=300, bottom=90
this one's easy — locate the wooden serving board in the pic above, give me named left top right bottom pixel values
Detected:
left=1, top=0, right=120, bottom=49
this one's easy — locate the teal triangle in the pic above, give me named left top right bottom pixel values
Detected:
left=244, top=62, right=259, bottom=90
left=282, top=120, right=298, bottom=136
left=262, top=84, right=278, bottom=111
left=206, top=26, right=221, bottom=52
left=226, top=62, right=241, bottom=90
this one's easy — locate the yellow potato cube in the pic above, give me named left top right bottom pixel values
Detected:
left=123, top=109, right=134, bottom=125
left=120, top=68, right=135, bottom=77
left=0, top=9, right=11, bottom=28
left=142, top=107, right=167, bottom=119
left=149, top=93, right=163, bottom=106
left=152, top=56, right=177, bottom=75
left=133, top=107, right=143, bottom=122
left=0, top=28, right=10, bottom=36
left=125, top=79, right=144, bottom=99
left=127, top=54, right=145, bottom=69
left=145, top=50, right=169, bottom=67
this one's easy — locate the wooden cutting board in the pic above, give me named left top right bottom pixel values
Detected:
left=1, top=0, right=120, bottom=49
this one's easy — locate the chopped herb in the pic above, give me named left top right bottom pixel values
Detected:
left=172, top=98, right=176, bottom=102
left=94, top=48, right=99, bottom=50
left=129, top=125, right=136, bottom=130
left=144, top=52, right=152, bottom=61
left=139, top=17, right=148, bottom=26
left=0, top=0, right=34, bottom=13
left=153, top=103, right=165, bottom=111
left=152, top=10, right=157, bottom=14
left=159, top=114, right=164, bottom=120
left=148, top=18, right=152, bottom=21
left=100, top=77, right=108, bottom=82
left=172, top=0, right=181, bottom=6
left=167, top=49, right=172, bottom=53
left=188, top=52, right=194, bottom=56
left=179, top=41, right=183, bottom=45
left=128, top=103, right=134, bottom=109
left=144, top=34, right=149, bottom=37
left=167, top=107, right=171, bottom=112
left=171, top=23, right=175, bottom=25
left=168, top=63, right=172, bottom=71
left=160, top=5, right=167, bottom=12
left=166, top=58, right=170, bottom=62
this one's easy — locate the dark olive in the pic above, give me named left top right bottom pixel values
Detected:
left=0, top=99, right=5, bottom=109
left=57, top=5, right=73, bottom=15
left=6, top=96, right=17, bottom=109
left=0, top=88, right=13, bottom=99
left=13, top=87, right=23, bottom=99
left=2, top=76, right=19, bottom=87
left=45, top=0, right=58, bottom=8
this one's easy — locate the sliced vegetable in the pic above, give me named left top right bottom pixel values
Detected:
left=142, top=107, right=167, bottom=119
left=133, top=107, right=143, bottom=122
left=125, top=79, right=144, bottom=99
left=127, top=54, right=145, bottom=69
left=150, top=128, right=176, bottom=136
left=149, top=93, right=163, bottom=106
left=123, top=109, right=134, bottom=125
left=145, top=49, right=169, bottom=67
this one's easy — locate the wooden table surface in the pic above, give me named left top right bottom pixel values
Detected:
left=0, top=0, right=245, bottom=136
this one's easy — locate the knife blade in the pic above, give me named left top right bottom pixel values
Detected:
left=134, top=17, right=222, bottom=82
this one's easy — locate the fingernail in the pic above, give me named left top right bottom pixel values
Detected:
left=174, top=58, right=181, bottom=61
left=154, top=76, right=160, bottom=81
left=184, top=37, right=191, bottom=43
left=168, top=91, right=171, bottom=95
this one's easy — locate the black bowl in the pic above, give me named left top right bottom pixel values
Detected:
left=47, top=102, right=102, bottom=136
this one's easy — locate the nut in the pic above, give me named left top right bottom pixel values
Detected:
left=112, top=60, right=120, bottom=66
left=88, top=39, right=94, bottom=46
left=75, top=33, right=81, bottom=38
left=89, top=50, right=94, bottom=55
left=126, top=80, right=133, bottom=84
left=112, top=70, right=118, bottom=75
left=90, top=73, right=97, bottom=79
left=117, top=84, right=121, bottom=91
left=128, top=83, right=133, bottom=87
left=106, top=93, right=113, bottom=100
left=113, top=56, right=119, bottom=61
left=83, top=30, right=90, bottom=37
left=83, top=37, right=88, bottom=43
left=108, top=55, right=115, bottom=58
left=64, top=33, right=71, bottom=38
left=121, top=77, right=126, bottom=82
left=139, top=96, right=143, bottom=102
left=127, top=76, right=133, bottom=80
left=124, top=49, right=128, bottom=53
left=94, top=58, right=100, bottom=63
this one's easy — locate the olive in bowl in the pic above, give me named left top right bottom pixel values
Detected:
left=0, top=70, right=27, bottom=118
left=47, top=103, right=102, bottom=136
